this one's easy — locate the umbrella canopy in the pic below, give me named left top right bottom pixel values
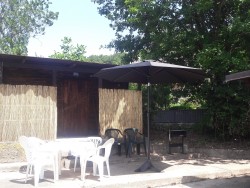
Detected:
left=94, top=60, right=205, bottom=84
left=225, top=70, right=250, bottom=83
left=94, top=60, right=206, bottom=172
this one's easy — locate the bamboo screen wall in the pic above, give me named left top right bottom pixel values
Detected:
left=0, top=84, right=57, bottom=141
left=99, top=89, right=142, bottom=135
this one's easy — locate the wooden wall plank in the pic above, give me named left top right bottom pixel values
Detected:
left=57, top=79, right=99, bottom=138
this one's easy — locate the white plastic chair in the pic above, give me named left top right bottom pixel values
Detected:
left=19, top=136, right=58, bottom=186
left=87, top=137, right=103, bottom=148
left=80, top=138, right=114, bottom=181
left=73, top=137, right=102, bottom=172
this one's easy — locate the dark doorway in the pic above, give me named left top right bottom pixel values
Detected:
left=57, top=79, right=99, bottom=138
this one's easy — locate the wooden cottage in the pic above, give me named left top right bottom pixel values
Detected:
left=0, top=53, right=134, bottom=141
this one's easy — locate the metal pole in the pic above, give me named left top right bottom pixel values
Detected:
left=147, top=82, right=150, bottom=160
left=135, top=81, right=159, bottom=172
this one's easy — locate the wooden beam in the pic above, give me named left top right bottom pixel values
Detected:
left=98, top=78, right=103, bottom=88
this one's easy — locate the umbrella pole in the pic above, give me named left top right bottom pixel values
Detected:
left=147, top=82, right=151, bottom=160
left=135, top=82, right=160, bottom=172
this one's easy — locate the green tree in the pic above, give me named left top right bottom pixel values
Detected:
left=50, top=37, right=87, bottom=61
left=50, top=36, right=126, bottom=64
left=87, top=53, right=126, bottom=65
left=0, top=0, right=58, bottom=55
left=93, top=0, right=250, bottom=139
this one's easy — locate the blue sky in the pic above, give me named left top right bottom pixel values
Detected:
left=28, top=0, right=115, bottom=57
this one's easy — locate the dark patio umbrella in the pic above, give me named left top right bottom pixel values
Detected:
left=94, top=60, right=206, bottom=172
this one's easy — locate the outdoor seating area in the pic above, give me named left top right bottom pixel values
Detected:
left=4, top=139, right=250, bottom=188
left=17, top=129, right=149, bottom=187
left=18, top=135, right=116, bottom=186
left=15, top=133, right=176, bottom=187
left=1, top=0, right=249, bottom=186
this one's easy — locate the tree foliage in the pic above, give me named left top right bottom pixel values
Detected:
left=87, top=53, right=126, bottom=65
left=50, top=36, right=125, bottom=65
left=50, top=37, right=87, bottom=61
left=93, top=0, right=250, bottom=139
left=0, top=0, right=58, bottom=55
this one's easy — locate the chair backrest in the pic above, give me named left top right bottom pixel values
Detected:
left=104, top=129, right=123, bottom=140
left=28, top=137, right=46, bottom=145
left=124, top=128, right=138, bottom=142
left=87, top=137, right=102, bottom=148
left=19, top=136, right=46, bottom=163
left=19, top=136, right=33, bottom=163
left=19, top=136, right=28, bottom=148
left=100, top=138, right=115, bottom=159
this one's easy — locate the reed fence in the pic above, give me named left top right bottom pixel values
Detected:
left=99, top=89, right=142, bottom=135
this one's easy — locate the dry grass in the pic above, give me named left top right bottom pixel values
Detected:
left=0, top=142, right=26, bottom=163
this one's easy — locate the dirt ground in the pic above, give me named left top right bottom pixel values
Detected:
left=1, top=129, right=250, bottom=164
left=150, top=128, right=250, bottom=150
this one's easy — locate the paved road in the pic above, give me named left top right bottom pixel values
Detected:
left=162, top=175, right=250, bottom=188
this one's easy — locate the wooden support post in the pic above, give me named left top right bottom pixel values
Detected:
left=0, top=62, right=3, bottom=84
left=52, top=70, right=57, bottom=86
left=98, top=78, right=103, bottom=88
